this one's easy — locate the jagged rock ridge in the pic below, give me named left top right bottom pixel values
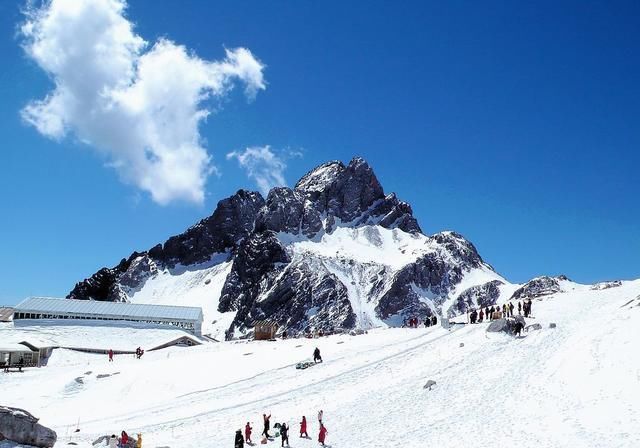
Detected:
left=68, top=157, right=508, bottom=339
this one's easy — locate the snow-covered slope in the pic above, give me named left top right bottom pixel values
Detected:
left=2, top=280, right=639, bottom=447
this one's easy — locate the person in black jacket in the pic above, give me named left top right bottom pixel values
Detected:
left=280, top=423, right=289, bottom=447
left=431, top=315, right=437, bottom=326
left=234, top=429, right=244, bottom=448
left=262, top=414, right=271, bottom=438
left=313, top=347, right=322, bottom=363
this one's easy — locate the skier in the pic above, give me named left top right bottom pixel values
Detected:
left=108, top=435, right=118, bottom=448
left=245, top=422, right=252, bottom=444
left=108, top=349, right=114, bottom=362
left=262, top=414, right=271, bottom=438
left=280, top=423, right=289, bottom=447
left=235, top=429, right=244, bottom=448
left=318, top=409, right=323, bottom=424
left=299, top=416, right=308, bottom=438
left=313, top=347, right=322, bottom=363
left=318, top=423, right=328, bottom=446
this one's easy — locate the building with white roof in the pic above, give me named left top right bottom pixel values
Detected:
left=14, top=297, right=203, bottom=336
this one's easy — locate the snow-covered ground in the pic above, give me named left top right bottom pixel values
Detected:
left=2, top=280, right=639, bottom=447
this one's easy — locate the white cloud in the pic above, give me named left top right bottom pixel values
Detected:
left=226, top=146, right=287, bottom=196
left=20, top=0, right=265, bottom=205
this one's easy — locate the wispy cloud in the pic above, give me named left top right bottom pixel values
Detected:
left=226, top=146, right=291, bottom=196
left=20, top=0, right=266, bottom=205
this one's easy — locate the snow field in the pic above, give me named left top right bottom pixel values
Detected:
left=2, top=281, right=639, bottom=448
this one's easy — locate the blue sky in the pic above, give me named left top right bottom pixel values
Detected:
left=1, top=0, right=639, bottom=305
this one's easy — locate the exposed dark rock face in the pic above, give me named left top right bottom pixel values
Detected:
left=449, top=280, right=504, bottom=317
left=509, top=276, right=567, bottom=301
left=157, top=190, right=265, bottom=266
left=67, top=156, right=509, bottom=339
left=0, top=406, right=57, bottom=447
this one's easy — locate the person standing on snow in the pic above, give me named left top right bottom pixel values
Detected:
left=136, top=434, right=142, bottom=448
left=527, top=299, right=533, bottom=316
left=235, top=429, right=244, bottom=448
left=318, top=410, right=323, bottom=424
left=299, top=416, right=308, bottom=438
left=431, top=315, right=437, bottom=326
left=245, top=422, right=252, bottom=444
left=108, top=435, right=118, bottom=448
left=313, top=347, right=322, bottom=363
left=108, top=349, right=114, bottom=362
left=280, top=423, right=289, bottom=447
left=518, top=301, right=522, bottom=315
left=478, top=309, right=484, bottom=323
left=120, top=431, right=129, bottom=447
left=318, top=423, right=328, bottom=446
left=262, top=413, right=271, bottom=438
left=509, top=302, right=515, bottom=317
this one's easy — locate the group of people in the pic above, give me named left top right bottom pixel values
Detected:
left=107, top=347, right=145, bottom=362
left=405, top=315, right=438, bottom=328
left=107, top=431, right=141, bottom=448
left=468, top=299, right=533, bottom=324
left=236, top=410, right=328, bottom=447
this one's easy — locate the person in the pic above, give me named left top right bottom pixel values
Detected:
left=489, top=306, right=495, bottom=320
left=518, top=301, right=522, bottom=315
left=509, top=302, right=515, bottom=317
left=280, top=422, right=289, bottom=447
left=514, top=320, right=524, bottom=337
left=108, top=435, right=118, bottom=448
left=528, top=299, right=533, bottom=316
left=485, top=307, right=490, bottom=321
left=136, top=434, right=142, bottom=448
left=425, top=317, right=431, bottom=328
left=120, top=431, right=129, bottom=447
left=235, top=429, right=244, bottom=448
left=313, top=347, right=322, bottom=363
left=318, top=409, right=323, bottom=424
left=478, top=309, right=484, bottom=323
left=318, top=423, right=328, bottom=446
left=108, top=349, right=114, bottom=362
left=245, top=422, right=252, bottom=444
left=523, top=300, right=529, bottom=317
left=502, top=304, right=507, bottom=317
left=299, top=416, right=308, bottom=438
left=17, top=356, right=24, bottom=372
left=470, top=309, right=477, bottom=324
left=431, top=315, right=437, bottom=326
left=262, top=414, right=271, bottom=438
left=282, top=329, right=288, bottom=339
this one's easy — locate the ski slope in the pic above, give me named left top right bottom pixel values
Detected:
left=1, top=280, right=639, bottom=447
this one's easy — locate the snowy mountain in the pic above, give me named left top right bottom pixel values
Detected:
left=67, top=157, right=588, bottom=339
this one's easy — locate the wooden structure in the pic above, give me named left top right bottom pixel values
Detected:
left=253, top=320, right=279, bottom=340
left=0, top=307, right=14, bottom=322
left=0, top=343, right=39, bottom=370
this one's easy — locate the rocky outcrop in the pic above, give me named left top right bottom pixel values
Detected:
left=449, top=280, right=504, bottom=316
left=591, top=280, right=622, bottom=291
left=0, top=406, right=57, bottom=447
left=509, top=276, right=567, bottom=301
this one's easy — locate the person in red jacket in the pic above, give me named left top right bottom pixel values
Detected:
left=245, top=422, right=252, bottom=444
left=299, top=416, right=308, bottom=438
left=120, top=430, right=129, bottom=447
left=318, top=423, right=328, bottom=446
left=108, top=349, right=114, bottom=362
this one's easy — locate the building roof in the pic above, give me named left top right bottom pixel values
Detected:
left=0, top=342, right=34, bottom=352
left=0, top=307, right=14, bottom=322
left=253, top=320, right=279, bottom=328
left=15, top=297, right=203, bottom=323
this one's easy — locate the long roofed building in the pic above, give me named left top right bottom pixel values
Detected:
left=13, top=297, right=203, bottom=336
